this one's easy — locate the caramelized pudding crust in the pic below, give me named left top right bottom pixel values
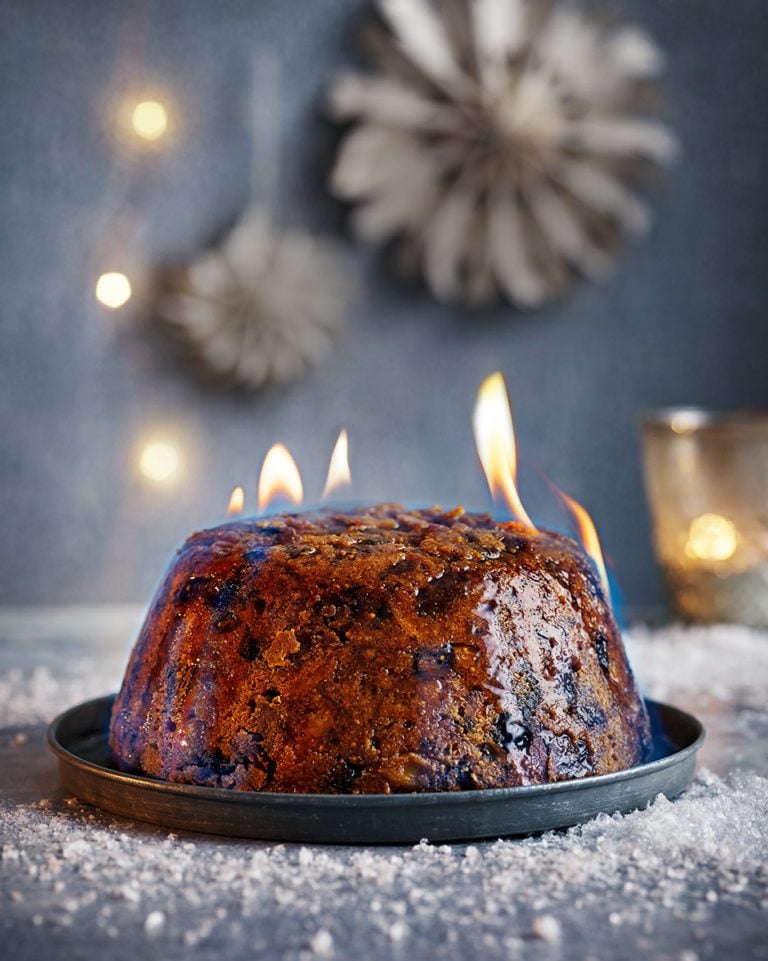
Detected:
left=109, top=505, right=651, bottom=793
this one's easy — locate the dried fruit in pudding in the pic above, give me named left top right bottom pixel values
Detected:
left=109, top=505, right=650, bottom=793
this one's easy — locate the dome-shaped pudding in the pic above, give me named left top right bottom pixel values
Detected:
left=109, top=505, right=650, bottom=793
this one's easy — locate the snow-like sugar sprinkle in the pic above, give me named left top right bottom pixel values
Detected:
left=309, top=929, right=334, bottom=957
left=531, top=914, right=562, bottom=942
left=1, top=613, right=767, bottom=959
left=627, top=623, right=768, bottom=710
left=1, top=770, right=766, bottom=956
left=388, top=920, right=409, bottom=942
left=144, top=910, right=165, bottom=935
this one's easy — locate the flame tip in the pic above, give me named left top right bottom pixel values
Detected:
left=226, top=484, right=245, bottom=514
left=258, top=444, right=304, bottom=512
left=473, top=372, right=535, bottom=529
left=226, top=484, right=245, bottom=515
left=322, top=428, right=352, bottom=500
left=557, top=487, right=610, bottom=597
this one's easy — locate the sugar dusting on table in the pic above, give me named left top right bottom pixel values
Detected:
left=1, top=614, right=767, bottom=959
left=627, top=623, right=768, bottom=710
left=1, top=770, right=767, bottom=958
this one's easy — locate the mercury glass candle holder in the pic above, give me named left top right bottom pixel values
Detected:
left=642, top=409, right=768, bottom=627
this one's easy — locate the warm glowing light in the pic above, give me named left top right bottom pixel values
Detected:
left=473, top=372, right=535, bottom=528
left=139, top=441, right=180, bottom=483
left=95, top=272, right=132, bottom=309
left=685, top=513, right=738, bottom=562
left=227, top=485, right=245, bottom=515
left=322, top=429, right=351, bottom=499
left=131, top=100, right=168, bottom=141
left=258, top=444, right=304, bottom=512
left=557, top=488, right=610, bottom=596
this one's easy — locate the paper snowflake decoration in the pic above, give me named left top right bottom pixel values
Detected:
left=329, top=0, right=678, bottom=307
left=158, top=209, right=355, bottom=389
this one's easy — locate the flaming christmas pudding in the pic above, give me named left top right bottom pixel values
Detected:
left=109, top=376, right=650, bottom=793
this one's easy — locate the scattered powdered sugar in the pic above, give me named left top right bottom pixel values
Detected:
left=309, top=929, right=334, bottom=957
left=627, top=623, right=768, bottom=710
left=627, top=624, right=768, bottom=785
left=144, top=910, right=166, bottom=936
left=0, top=605, right=137, bottom=727
left=1, top=770, right=766, bottom=958
left=1, top=611, right=767, bottom=958
left=0, top=662, right=122, bottom=727
left=531, top=914, right=562, bottom=942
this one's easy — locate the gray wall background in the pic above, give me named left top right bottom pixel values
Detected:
left=1, top=0, right=767, bottom=608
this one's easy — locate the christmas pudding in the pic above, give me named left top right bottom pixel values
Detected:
left=109, top=505, right=650, bottom=793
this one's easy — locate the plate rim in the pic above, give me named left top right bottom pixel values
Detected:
left=48, top=694, right=705, bottom=807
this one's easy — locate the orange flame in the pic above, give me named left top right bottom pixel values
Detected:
left=257, top=444, right=304, bottom=513
left=557, top=488, right=610, bottom=596
left=226, top=485, right=245, bottom=515
left=322, top=429, right=351, bottom=499
left=473, top=372, right=535, bottom=529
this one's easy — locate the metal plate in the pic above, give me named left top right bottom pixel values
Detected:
left=48, top=696, right=704, bottom=844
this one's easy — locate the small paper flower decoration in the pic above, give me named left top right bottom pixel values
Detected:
left=158, top=209, right=356, bottom=390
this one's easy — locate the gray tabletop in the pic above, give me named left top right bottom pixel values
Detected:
left=1, top=608, right=767, bottom=961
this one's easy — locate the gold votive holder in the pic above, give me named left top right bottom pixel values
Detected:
left=642, top=408, right=768, bottom=627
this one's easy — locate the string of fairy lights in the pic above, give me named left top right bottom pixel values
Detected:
left=95, top=98, right=168, bottom=311
left=93, top=96, right=187, bottom=486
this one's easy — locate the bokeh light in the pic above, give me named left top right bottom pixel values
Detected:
left=95, top=272, right=132, bottom=309
left=139, top=441, right=181, bottom=483
left=131, top=100, right=168, bottom=141
left=685, top=513, right=738, bottom=562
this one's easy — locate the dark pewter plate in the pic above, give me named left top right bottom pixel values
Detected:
left=48, top=696, right=704, bottom=844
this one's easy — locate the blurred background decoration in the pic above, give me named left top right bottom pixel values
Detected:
left=158, top=206, right=355, bottom=390
left=329, top=0, right=677, bottom=307
left=643, top=410, right=768, bottom=627
left=158, top=57, right=356, bottom=390
left=1, top=0, right=767, bottom=612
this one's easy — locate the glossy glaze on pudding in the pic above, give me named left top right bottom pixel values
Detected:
left=109, top=505, right=650, bottom=793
